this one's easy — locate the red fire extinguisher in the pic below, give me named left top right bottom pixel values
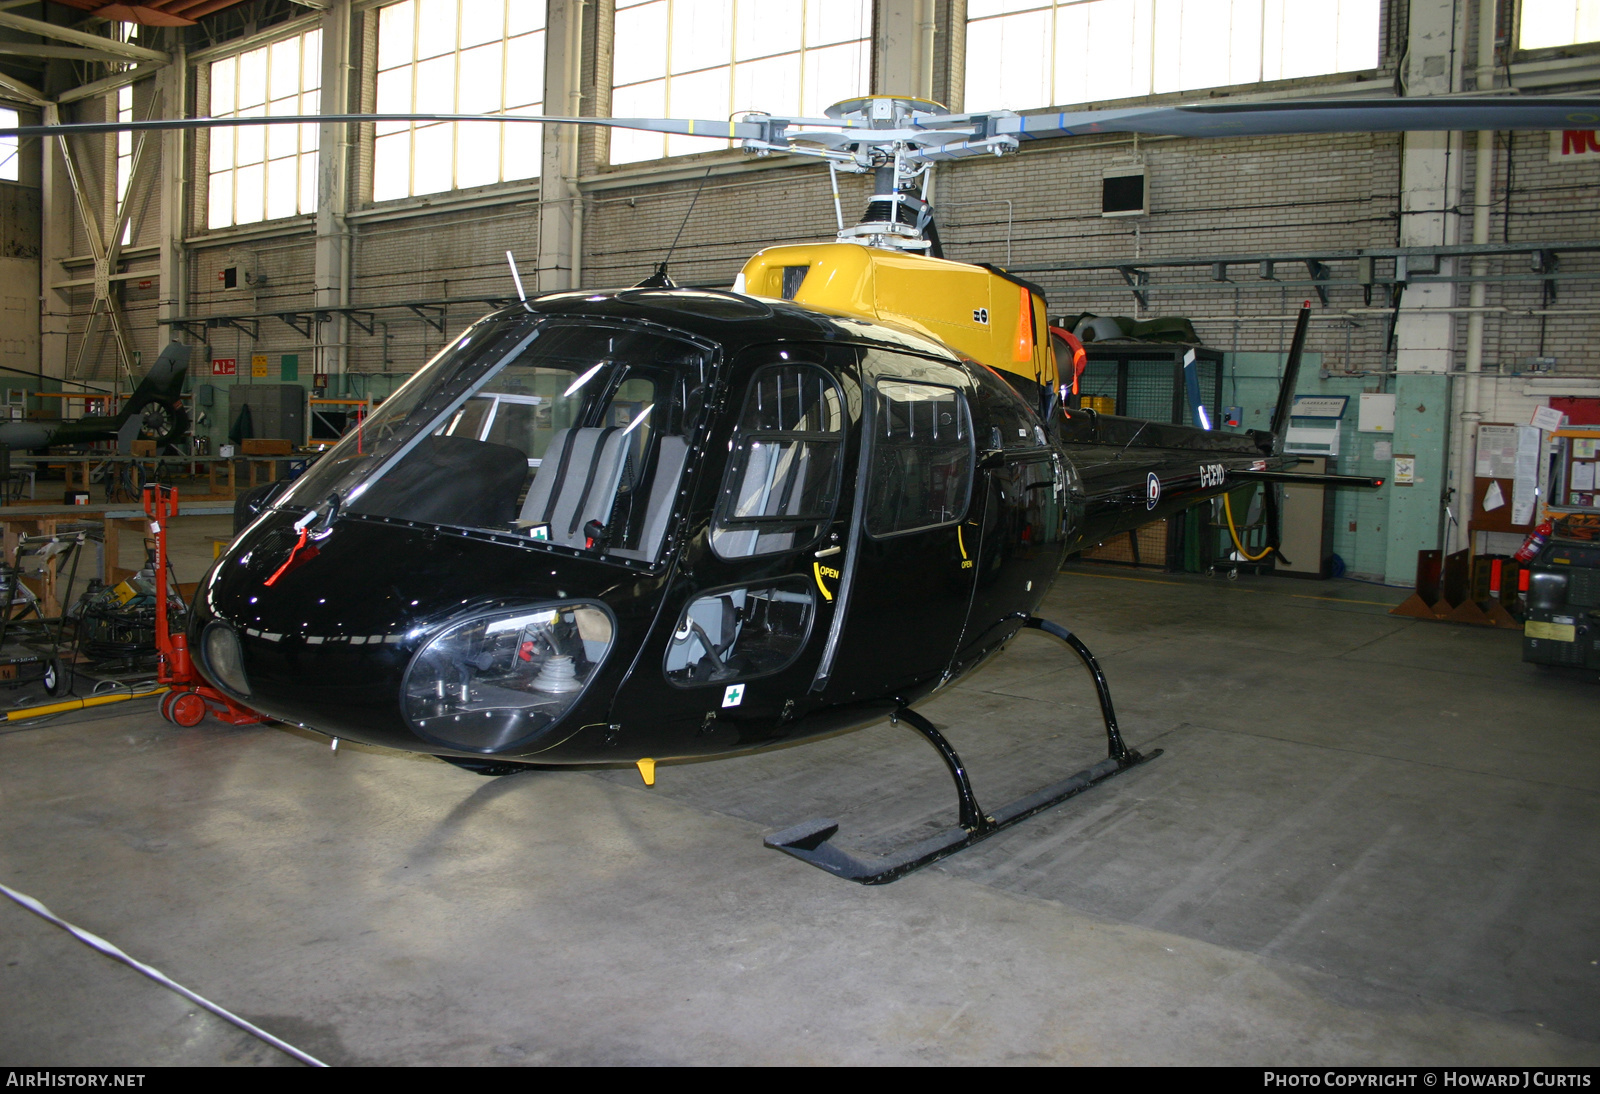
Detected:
left=1514, top=518, right=1554, bottom=563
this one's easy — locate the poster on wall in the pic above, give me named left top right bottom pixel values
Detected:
left=1511, top=425, right=1542, bottom=526
left=1475, top=424, right=1519, bottom=479
left=211, top=357, right=236, bottom=376
left=251, top=355, right=269, bottom=378
left=281, top=353, right=299, bottom=381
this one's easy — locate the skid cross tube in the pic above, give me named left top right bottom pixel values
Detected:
left=764, top=616, right=1160, bottom=884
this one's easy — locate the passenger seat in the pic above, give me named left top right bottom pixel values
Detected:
left=610, top=435, right=688, bottom=562
left=519, top=427, right=630, bottom=548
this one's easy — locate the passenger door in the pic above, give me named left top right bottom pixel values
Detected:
left=620, top=343, right=862, bottom=746
left=950, top=365, right=1067, bottom=676
left=812, top=348, right=980, bottom=704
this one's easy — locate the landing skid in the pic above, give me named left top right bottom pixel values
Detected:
left=764, top=617, right=1161, bottom=885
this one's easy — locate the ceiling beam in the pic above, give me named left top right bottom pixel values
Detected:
left=0, top=42, right=132, bottom=61
left=56, top=63, right=160, bottom=105
left=0, top=11, right=168, bottom=64
left=0, top=67, right=44, bottom=105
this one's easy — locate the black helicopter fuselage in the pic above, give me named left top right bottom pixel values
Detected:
left=189, top=289, right=1283, bottom=766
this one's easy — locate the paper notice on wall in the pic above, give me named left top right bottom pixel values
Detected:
left=1475, top=424, right=1519, bottom=478
left=1373, top=440, right=1392, bottom=461
left=1577, top=439, right=1598, bottom=460
left=1483, top=480, right=1506, bottom=512
left=1512, top=425, right=1542, bottom=526
left=1574, top=462, right=1597, bottom=492
left=1531, top=405, right=1565, bottom=432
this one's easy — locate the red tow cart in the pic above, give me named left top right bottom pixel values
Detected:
left=145, top=484, right=266, bottom=728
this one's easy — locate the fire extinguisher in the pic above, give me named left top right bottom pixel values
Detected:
left=1514, top=518, right=1554, bottom=563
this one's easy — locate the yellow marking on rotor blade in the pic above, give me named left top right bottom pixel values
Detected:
left=636, top=758, right=656, bottom=787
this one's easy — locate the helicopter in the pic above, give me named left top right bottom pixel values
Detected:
left=5, top=92, right=1594, bottom=883
left=0, top=340, right=191, bottom=456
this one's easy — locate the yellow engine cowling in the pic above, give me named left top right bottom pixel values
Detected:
left=738, top=243, right=1057, bottom=403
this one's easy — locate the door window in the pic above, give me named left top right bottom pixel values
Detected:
left=664, top=579, right=816, bottom=687
left=712, top=364, right=847, bottom=559
left=865, top=378, right=974, bottom=537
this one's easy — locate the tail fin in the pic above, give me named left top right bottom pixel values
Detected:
left=1269, top=303, right=1312, bottom=455
left=114, top=342, right=191, bottom=453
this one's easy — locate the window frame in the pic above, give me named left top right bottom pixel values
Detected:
left=0, top=107, right=20, bottom=183
left=711, top=360, right=850, bottom=560
left=662, top=576, right=819, bottom=689
left=608, top=0, right=871, bottom=166
left=1515, top=0, right=1600, bottom=53
left=371, top=0, right=547, bottom=204
left=863, top=375, right=976, bottom=540
left=204, top=25, right=323, bottom=230
left=962, top=0, right=1383, bottom=115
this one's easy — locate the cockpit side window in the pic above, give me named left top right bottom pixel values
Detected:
left=711, top=363, right=847, bottom=560
left=325, top=319, right=708, bottom=566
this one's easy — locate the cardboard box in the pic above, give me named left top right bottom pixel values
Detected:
left=241, top=438, right=293, bottom=456
left=130, top=440, right=156, bottom=456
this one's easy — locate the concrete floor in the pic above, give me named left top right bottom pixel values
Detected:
left=1, top=562, right=1597, bottom=1066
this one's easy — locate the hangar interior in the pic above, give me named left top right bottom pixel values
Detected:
left=0, top=0, right=1598, bottom=1068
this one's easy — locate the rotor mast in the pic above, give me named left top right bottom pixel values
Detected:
left=740, top=95, right=1018, bottom=257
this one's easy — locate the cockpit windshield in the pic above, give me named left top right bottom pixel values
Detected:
left=277, top=314, right=711, bottom=565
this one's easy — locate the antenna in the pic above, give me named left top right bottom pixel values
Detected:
left=641, top=167, right=714, bottom=287
left=506, top=250, right=528, bottom=303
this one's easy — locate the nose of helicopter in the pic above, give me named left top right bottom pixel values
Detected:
left=190, top=511, right=620, bottom=756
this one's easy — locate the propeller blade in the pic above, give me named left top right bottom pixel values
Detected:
left=997, top=96, right=1600, bottom=141
left=0, top=112, right=771, bottom=140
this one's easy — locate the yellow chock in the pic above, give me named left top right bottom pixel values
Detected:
left=636, top=758, right=656, bottom=787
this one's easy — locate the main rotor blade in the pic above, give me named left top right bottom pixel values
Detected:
left=0, top=112, right=771, bottom=140
left=998, top=96, right=1600, bottom=141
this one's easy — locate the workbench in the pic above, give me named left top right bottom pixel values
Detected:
left=9, top=454, right=241, bottom=500
left=0, top=500, right=235, bottom=616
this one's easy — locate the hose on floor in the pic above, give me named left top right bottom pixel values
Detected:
left=1222, top=491, right=1274, bottom=563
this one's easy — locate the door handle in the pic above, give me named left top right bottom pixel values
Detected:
left=814, top=545, right=842, bottom=558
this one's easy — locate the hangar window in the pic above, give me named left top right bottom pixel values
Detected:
left=373, top=0, right=546, bottom=202
left=1520, top=1, right=1600, bottom=49
left=964, top=0, right=1380, bottom=114
left=0, top=107, right=18, bottom=182
left=114, top=87, right=132, bottom=243
left=207, top=27, right=323, bottom=229
left=610, top=0, right=870, bottom=165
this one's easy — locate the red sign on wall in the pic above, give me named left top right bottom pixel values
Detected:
left=1550, top=130, right=1600, bottom=163
left=212, top=357, right=237, bottom=376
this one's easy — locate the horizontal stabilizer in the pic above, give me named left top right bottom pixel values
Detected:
left=1229, top=469, right=1385, bottom=488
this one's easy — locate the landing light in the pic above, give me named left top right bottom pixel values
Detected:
left=201, top=623, right=250, bottom=697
